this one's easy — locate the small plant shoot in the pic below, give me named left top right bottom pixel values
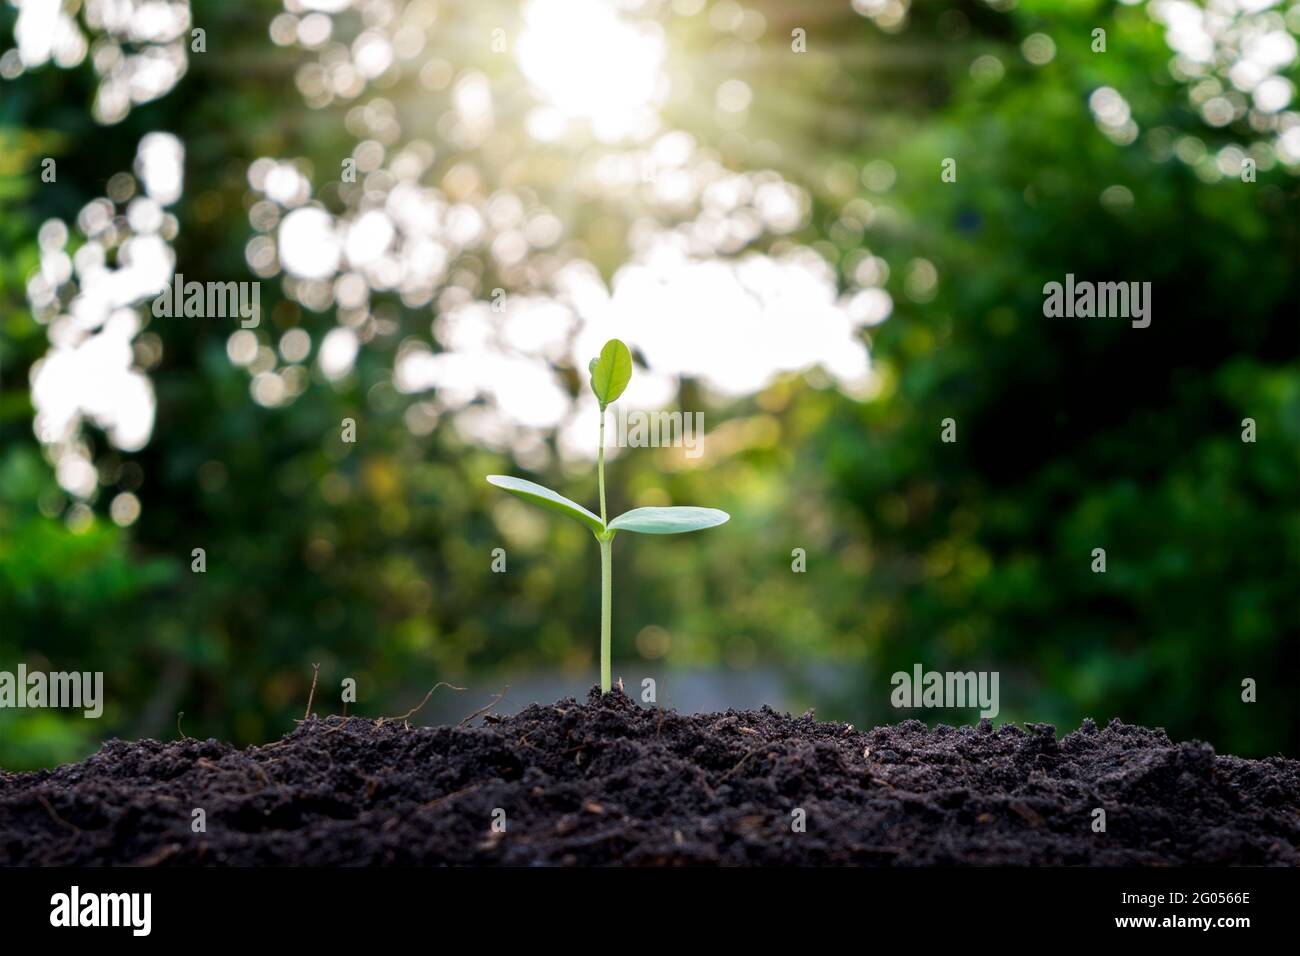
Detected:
left=487, top=339, right=728, bottom=693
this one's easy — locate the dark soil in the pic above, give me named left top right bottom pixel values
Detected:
left=2, top=688, right=1297, bottom=865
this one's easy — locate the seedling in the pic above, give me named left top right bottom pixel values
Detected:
left=487, top=339, right=729, bottom=693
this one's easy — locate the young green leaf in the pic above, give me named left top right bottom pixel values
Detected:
left=589, top=338, right=633, bottom=409
left=607, top=506, right=730, bottom=535
left=486, top=339, right=728, bottom=694
left=486, top=475, right=605, bottom=535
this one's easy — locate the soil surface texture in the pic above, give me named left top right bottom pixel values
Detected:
left=2, top=688, right=1297, bottom=865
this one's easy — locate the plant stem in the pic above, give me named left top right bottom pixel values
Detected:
left=597, top=403, right=612, bottom=693
left=597, top=405, right=607, bottom=525
left=599, top=534, right=612, bottom=694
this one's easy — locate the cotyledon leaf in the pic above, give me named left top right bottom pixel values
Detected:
left=588, top=338, right=632, bottom=409
left=486, top=476, right=604, bottom=535
left=606, top=506, right=730, bottom=535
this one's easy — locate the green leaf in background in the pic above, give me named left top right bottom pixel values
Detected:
left=607, top=506, right=730, bottom=535
left=588, top=339, right=632, bottom=409
left=485, top=475, right=604, bottom=535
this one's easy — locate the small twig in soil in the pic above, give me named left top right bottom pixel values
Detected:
left=419, top=783, right=483, bottom=812
left=37, top=795, right=80, bottom=836
left=36, top=795, right=82, bottom=865
left=177, top=711, right=189, bottom=740
left=376, top=682, right=466, bottom=727
left=304, top=663, right=321, bottom=721
left=131, top=843, right=181, bottom=867
left=458, top=686, right=509, bottom=727
left=717, top=748, right=764, bottom=784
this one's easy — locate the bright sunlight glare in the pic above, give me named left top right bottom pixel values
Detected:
left=516, top=0, right=667, bottom=142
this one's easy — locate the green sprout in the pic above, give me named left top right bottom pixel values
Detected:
left=487, top=339, right=729, bottom=693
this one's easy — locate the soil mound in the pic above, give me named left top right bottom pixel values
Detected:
left=2, top=689, right=1296, bottom=865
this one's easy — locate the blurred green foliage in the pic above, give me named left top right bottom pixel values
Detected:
left=1, top=0, right=1296, bottom=768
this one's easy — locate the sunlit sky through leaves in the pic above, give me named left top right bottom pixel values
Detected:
left=8, top=0, right=1300, bottom=504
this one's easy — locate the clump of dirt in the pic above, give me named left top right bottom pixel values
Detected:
left=2, top=688, right=1297, bottom=865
